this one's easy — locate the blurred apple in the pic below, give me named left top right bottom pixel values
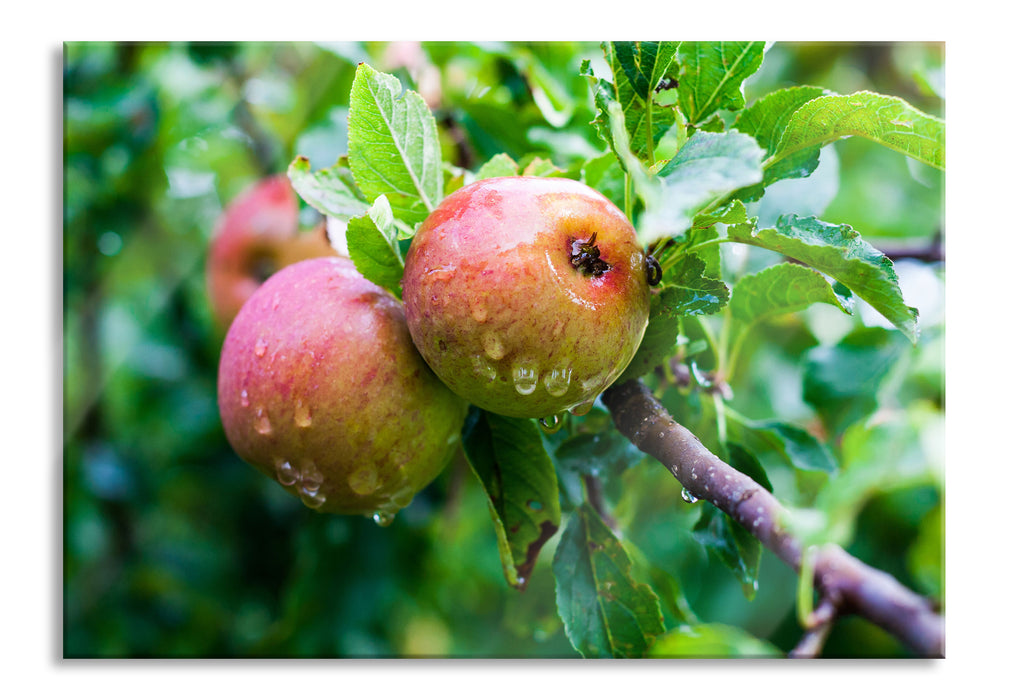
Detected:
left=206, top=175, right=336, bottom=327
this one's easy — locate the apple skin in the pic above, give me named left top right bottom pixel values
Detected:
left=207, top=175, right=336, bottom=327
left=217, top=256, right=468, bottom=517
left=401, top=176, right=650, bottom=419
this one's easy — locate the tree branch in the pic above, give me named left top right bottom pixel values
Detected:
left=602, top=379, right=945, bottom=658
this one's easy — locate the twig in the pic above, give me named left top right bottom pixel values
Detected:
left=789, top=599, right=837, bottom=658
left=602, top=379, right=945, bottom=658
left=584, top=474, right=618, bottom=532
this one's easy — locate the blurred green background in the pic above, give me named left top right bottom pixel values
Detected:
left=63, top=41, right=943, bottom=658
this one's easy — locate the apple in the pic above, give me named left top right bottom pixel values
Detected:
left=217, top=256, right=468, bottom=519
left=206, top=175, right=336, bottom=327
left=402, top=176, right=650, bottom=419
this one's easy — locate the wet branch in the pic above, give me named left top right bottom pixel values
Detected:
left=602, top=379, right=945, bottom=658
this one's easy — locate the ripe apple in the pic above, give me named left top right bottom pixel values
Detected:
left=402, top=176, right=650, bottom=419
left=217, top=256, right=468, bottom=519
left=206, top=175, right=336, bottom=327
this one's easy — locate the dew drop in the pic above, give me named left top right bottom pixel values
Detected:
left=471, top=355, right=497, bottom=381
left=543, top=366, right=573, bottom=397
left=253, top=407, right=273, bottom=435
left=300, top=489, right=327, bottom=509
left=275, top=460, right=299, bottom=486
left=298, top=462, right=326, bottom=508
left=469, top=297, right=488, bottom=323
left=240, top=389, right=250, bottom=408
left=512, top=364, right=538, bottom=395
left=300, top=461, right=324, bottom=492
left=568, top=397, right=596, bottom=417
left=516, top=576, right=527, bottom=587
left=538, top=414, right=562, bottom=434
left=254, top=337, right=268, bottom=357
left=482, top=331, right=507, bottom=360
left=526, top=499, right=543, bottom=512
left=294, top=400, right=313, bottom=428
left=681, top=487, right=699, bottom=504
left=372, top=510, right=395, bottom=527
left=348, top=467, right=379, bottom=496
left=579, top=373, right=608, bottom=394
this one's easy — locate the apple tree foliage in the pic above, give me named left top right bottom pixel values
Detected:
left=64, top=41, right=944, bottom=658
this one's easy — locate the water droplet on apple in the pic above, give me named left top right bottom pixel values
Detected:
left=482, top=331, right=507, bottom=360
left=538, top=414, right=562, bottom=434
left=372, top=510, right=395, bottom=527
left=254, top=337, right=268, bottom=357
left=275, top=460, right=299, bottom=486
left=471, top=355, right=497, bottom=381
left=543, top=366, right=572, bottom=397
left=300, top=461, right=324, bottom=492
left=298, top=462, right=326, bottom=508
left=240, top=389, right=250, bottom=407
left=579, top=373, right=607, bottom=394
left=568, top=398, right=595, bottom=416
left=300, top=488, right=327, bottom=509
left=294, top=400, right=313, bottom=428
left=512, top=364, right=539, bottom=395
left=348, top=467, right=379, bottom=496
left=253, top=407, right=273, bottom=435
left=681, top=487, right=699, bottom=504
left=469, top=297, right=488, bottom=323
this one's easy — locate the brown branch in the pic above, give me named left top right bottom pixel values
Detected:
left=602, top=379, right=945, bottom=658
left=789, top=599, right=837, bottom=658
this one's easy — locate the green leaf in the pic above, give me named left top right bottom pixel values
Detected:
left=584, top=42, right=679, bottom=165
left=553, top=430, right=647, bottom=484
left=287, top=155, right=369, bottom=220
left=729, top=418, right=839, bottom=476
left=648, top=623, right=782, bottom=658
left=613, top=41, right=679, bottom=102
left=908, top=502, right=943, bottom=600
left=553, top=503, right=665, bottom=657
left=344, top=195, right=405, bottom=299
left=768, top=91, right=945, bottom=172
left=520, top=156, right=564, bottom=177
left=729, top=262, right=855, bottom=327
left=655, top=253, right=729, bottom=316
left=581, top=151, right=626, bottom=209
left=734, top=85, right=831, bottom=194
left=474, top=152, right=520, bottom=180
left=692, top=503, right=762, bottom=600
left=676, top=42, right=765, bottom=127
left=461, top=409, right=561, bottom=590
left=618, top=301, right=680, bottom=381
left=802, top=326, right=908, bottom=436
left=637, top=130, right=764, bottom=244
left=668, top=198, right=755, bottom=278
left=727, top=214, right=919, bottom=342
left=726, top=442, right=773, bottom=493
left=736, top=86, right=831, bottom=153
left=347, top=63, right=444, bottom=225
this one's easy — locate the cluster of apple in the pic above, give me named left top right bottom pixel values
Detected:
left=213, top=175, right=651, bottom=523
